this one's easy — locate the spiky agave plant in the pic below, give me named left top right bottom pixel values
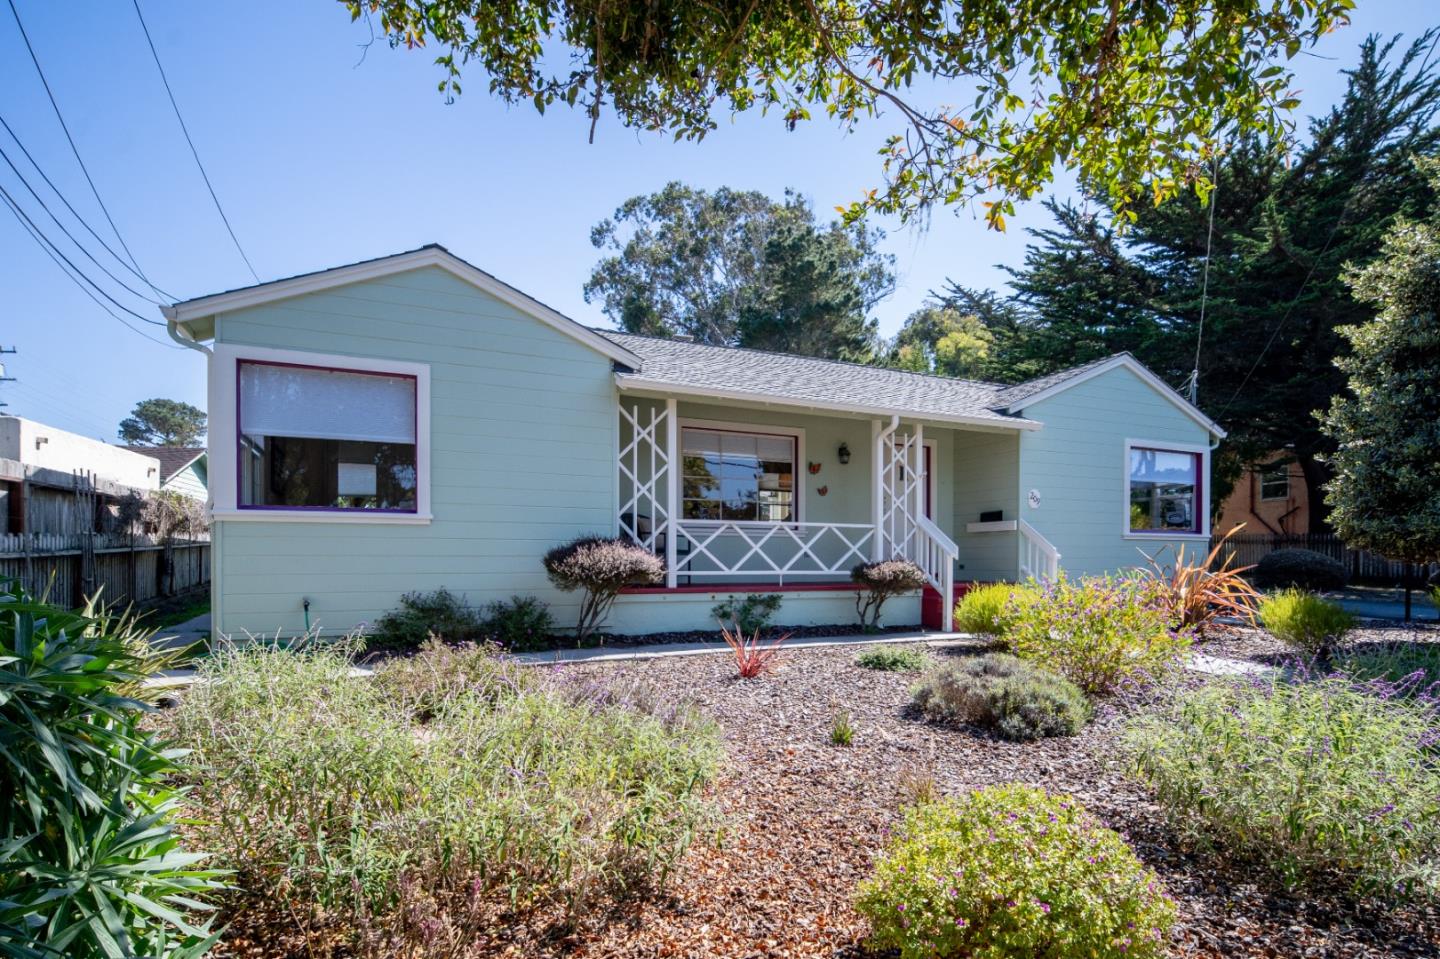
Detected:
left=0, top=581, right=224, bottom=958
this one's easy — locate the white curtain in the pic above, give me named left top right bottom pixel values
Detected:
left=240, top=362, right=416, bottom=444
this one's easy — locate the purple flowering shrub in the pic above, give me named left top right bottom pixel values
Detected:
left=1005, top=575, right=1189, bottom=696
left=543, top=536, right=665, bottom=641
left=857, top=784, right=1175, bottom=959
left=1124, top=676, right=1440, bottom=902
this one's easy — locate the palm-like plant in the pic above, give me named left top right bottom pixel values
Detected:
left=1140, top=526, right=1260, bottom=635
left=0, top=582, right=223, bottom=958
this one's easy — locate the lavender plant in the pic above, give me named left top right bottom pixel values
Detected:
left=1125, top=675, right=1440, bottom=902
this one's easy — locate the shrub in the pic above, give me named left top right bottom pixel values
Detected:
left=1125, top=677, right=1440, bottom=902
left=911, top=653, right=1090, bottom=741
left=1339, top=641, right=1440, bottom=698
left=720, top=622, right=790, bottom=678
left=1140, top=528, right=1260, bottom=634
left=1255, top=548, right=1348, bottom=591
left=369, top=587, right=485, bottom=651
left=711, top=592, right=783, bottom=635
left=1, top=586, right=222, bottom=957
left=163, top=640, right=721, bottom=952
left=953, top=582, right=1038, bottom=641
left=1006, top=575, right=1189, bottom=696
left=830, top=708, right=856, bottom=746
left=1259, top=589, right=1356, bottom=660
left=481, top=594, right=553, bottom=650
left=373, top=639, right=529, bottom=719
left=544, top=536, right=665, bottom=642
left=852, top=559, right=927, bottom=629
left=856, top=644, right=931, bottom=672
left=856, top=785, right=1176, bottom=959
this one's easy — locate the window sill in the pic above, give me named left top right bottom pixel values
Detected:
left=1123, top=531, right=1208, bottom=541
left=213, top=509, right=433, bottom=525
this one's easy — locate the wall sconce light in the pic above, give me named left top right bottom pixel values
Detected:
left=837, top=442, right=851, bottom=465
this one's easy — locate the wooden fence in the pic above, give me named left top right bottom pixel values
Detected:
left=0, top=538, right=210, bottom=610
left=1211, top=532, right=1438, bottom=583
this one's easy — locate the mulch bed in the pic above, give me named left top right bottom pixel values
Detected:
left=510, top=643, right=1437, bottom=959
left=1200, top=621, right=1440, bottom=666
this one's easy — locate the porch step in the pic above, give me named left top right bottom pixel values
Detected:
left=921, top=582, right=979, bottom=631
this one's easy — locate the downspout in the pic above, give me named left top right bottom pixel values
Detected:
left=164, top=308, right=212, bottom=356
left=163, top=308, right=219, bottom=638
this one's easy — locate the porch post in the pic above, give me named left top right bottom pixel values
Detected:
left=870, top=419, right=883, bottom=561
left=665, top=397, right=678, bottom=588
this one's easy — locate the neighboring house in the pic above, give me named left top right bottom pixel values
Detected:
left=123, top=446, right=209, bottom=501
left=1216, top=455, right=1310, bottom=536
left=162, top=245, right=1225, bottom=638
left=0, top=415, right=161, bottom=537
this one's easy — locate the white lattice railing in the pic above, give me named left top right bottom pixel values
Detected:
left=674, top=520, right=876, bottom=583
left=1018, top=519, right=1061, bottom=582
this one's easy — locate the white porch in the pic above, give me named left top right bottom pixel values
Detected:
left=615, top=396, right=1061, bottom=632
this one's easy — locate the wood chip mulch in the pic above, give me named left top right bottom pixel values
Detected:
left=518, top=644, right=1438, bottom=959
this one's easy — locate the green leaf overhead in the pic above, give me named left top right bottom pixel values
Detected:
left=344, top=0, right=1355, bottom=227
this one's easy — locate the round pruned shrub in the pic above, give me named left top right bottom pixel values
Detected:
left=1259, top=589, right=1356, bottom=661
left=853, top=559, right=927, bottom=629
left=544, top=536, right=664, bottom=642
left=481, top=594, right=555, bottom=651
left=856, top=785, right=1176, bottom=959
left=1255, top=548, right=1348, bottom=591
left=953, top=583, right=1039, bottom=642
left=369, top=587, right=487, bottom=652
left=911, top=653, right=1090, bottom=741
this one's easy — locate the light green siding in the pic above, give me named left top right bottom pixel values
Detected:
left=212, top=266, right=617, bottom=636
left=951, top=431, right=1020, bottom=581
left=164, top=459, right=207, bottom=500
left=1016, top=365, right=1210, bottom=576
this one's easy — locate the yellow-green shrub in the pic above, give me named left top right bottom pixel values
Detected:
left=1259, top=589, right=1355, bottom=659
left=856, top=785, right=1175, bottom=959
left=953, top=583, right=1038, bottom=641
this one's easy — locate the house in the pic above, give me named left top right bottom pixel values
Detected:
left=1216, top=454, right=1310, bottom=536
left=162, top=245, right=1225, bottom=638
left=123, top=446, right=209, bottom=501
left=0, top=415, right=161, bottom=537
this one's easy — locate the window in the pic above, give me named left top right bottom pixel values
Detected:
left=1127, top=445, right=1201, bottom=534
left=681, top=426, right=796, bottom=522
left=238, top=361, right=418, bottom=512
left=1259, top=463, right=1290, bottom=500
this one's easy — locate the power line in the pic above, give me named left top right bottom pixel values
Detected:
left=1187, top=150, right=1221, bottom=404
left=0, top=113, right=174, bottom=300
left=0, top=188, right=181, bottom=349
left=6, top=0, right=168, bottom=300
left=0, top=142, right=166, bottom=305
left=132, top=0, right=260, bottom=284
left=0, top=182, right=165, bottom=326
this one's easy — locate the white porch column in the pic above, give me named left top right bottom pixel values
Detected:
left=665, top=397, right=678, bottom=588
left=870, top=418, right=884, bottom=560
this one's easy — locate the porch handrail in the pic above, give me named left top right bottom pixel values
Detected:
left=674, top=519, right=877, bottom=584
left=913, top=514, right=958, bottom=631
left=1018, top=519, right=1061, bottom=582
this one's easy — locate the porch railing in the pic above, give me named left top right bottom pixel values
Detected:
left=1018, top=519, right=1061, bottom=582
left=913, top=514, right=959, bottom=631
left=674, top=520, right=876, bottom=584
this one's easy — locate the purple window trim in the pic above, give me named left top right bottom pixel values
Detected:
left=235, top=358, right=421, bottom=515
left=1127, top=447, right=1203, bottom=536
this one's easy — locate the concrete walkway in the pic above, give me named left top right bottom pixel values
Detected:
left=153, top=611, right=211, bottom=652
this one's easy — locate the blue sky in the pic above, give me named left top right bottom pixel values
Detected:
left=0, top=0, right=1418, bottom=441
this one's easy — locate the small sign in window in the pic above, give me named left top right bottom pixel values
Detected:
left=338, top=462, right=378, bottom=497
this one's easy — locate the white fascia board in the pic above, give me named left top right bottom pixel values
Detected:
left=616, top=375, right=1042, bottom=431
left=161, top=247, right=642, bottom=368
left=1006, top=355, right=1227, bottom=439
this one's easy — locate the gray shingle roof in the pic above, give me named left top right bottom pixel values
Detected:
left=992, top=352, right=1131, bottom=409
left=596, top=331, right=1037, bottom=428
left=122, top=446, right=204, bottom=483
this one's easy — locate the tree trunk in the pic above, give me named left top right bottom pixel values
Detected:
left=1297, top=453, right=1332, bottom=534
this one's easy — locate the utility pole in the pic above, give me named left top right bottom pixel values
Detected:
left=0, top=347, right=16, bottom=408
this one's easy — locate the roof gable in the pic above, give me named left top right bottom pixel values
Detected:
left=122, top=446, right=205, bottom=483
left=161, top=245, right=641, bottom=367
left=1000, top=353, right=1226, bottom=438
